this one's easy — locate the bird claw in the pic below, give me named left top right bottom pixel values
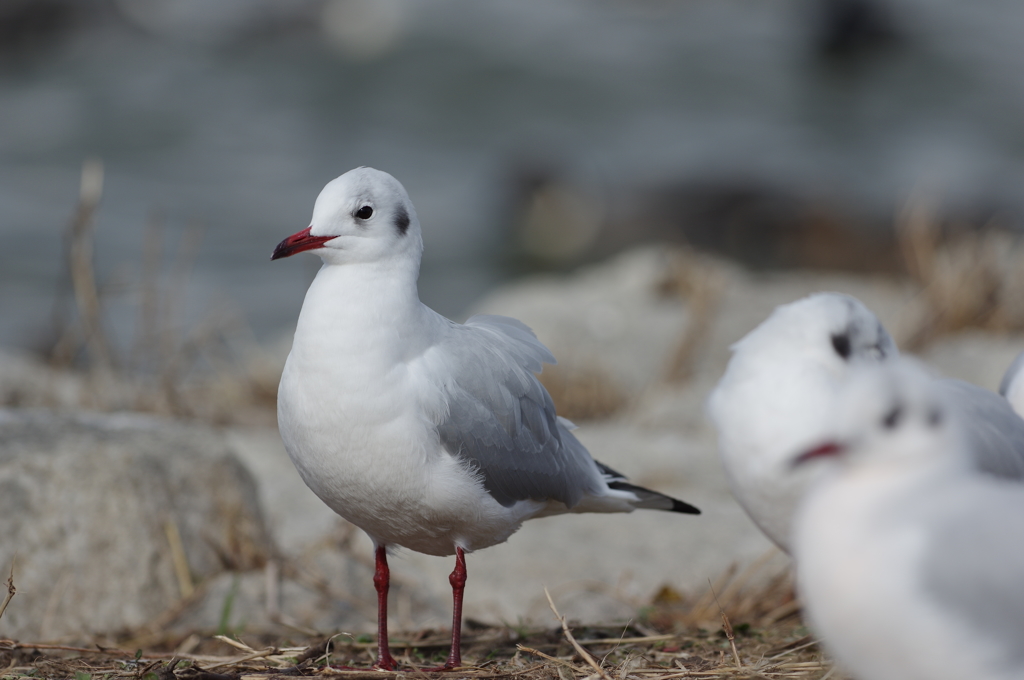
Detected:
left=373, top=656, right=400, bottom=671
left=419, top=663, right=461, bottom=672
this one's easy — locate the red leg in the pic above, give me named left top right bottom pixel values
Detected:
left=373, top=545, right=399, bottom=670
left=425, top=547, right=467, bottom=671
left=445, top=547, right=468, bottom=668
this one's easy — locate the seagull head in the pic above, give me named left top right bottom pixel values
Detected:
left=735, top=292, right=898, bottom=373
left=272, top=167, right=423, bottom=266
left=793, top=359, right=964, bottom=472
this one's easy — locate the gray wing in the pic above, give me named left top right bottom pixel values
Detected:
left=936, top=379, right=1024, bottom=479
left=922, top=485, right=1024, bottom=668
left=434, top=314, right=604, bottom=508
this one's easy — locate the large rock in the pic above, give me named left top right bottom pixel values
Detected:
left=472, top=246, right=924, bottom=402
left=0, top=410, right=273, bottom=640
left=472, top=247, right=696, bottom=397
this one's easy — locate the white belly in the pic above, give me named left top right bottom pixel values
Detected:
left=277, top=352, right=541, bottom=556
left=795, top=476, right=991, bottom=680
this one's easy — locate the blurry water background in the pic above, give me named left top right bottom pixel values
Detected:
left=2, top=0, right=1023, bottom=352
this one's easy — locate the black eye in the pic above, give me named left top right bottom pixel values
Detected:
left=927, top=409, right=943, bottom=427
left=882, top=406, right=902, bottom=429
left=831, top=333, right=852, bottom=360
left=355, top=205, right=373, bottom=219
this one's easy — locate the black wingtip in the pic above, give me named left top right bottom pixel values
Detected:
left=606, top=479, right=701, bottom=515
left=671, top=499, right=701, bottom=515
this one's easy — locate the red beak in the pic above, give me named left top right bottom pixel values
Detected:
left=792, top=441, right=845, bottom=468
left=271, top=226, right=334, bottom=260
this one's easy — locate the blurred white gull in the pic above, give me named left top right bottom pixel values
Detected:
left=792, top=359, right=1024, bottom=680
left=707, top=293, right=898, bottom=549
left=272, top=167, right=699, bottom=671
left=707, top=292, right=1024, bottom=552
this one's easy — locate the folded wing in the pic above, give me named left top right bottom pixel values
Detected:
left=434, top=314, right=604, bottom=508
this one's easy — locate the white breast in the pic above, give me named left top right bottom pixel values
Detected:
left=794, top=472, right=992, bottom=680
left=709, top=356, right=840, bottom=550
left=276, top=266, right=542, bottom=556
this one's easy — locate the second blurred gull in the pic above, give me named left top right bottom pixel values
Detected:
left=708, top=292, right=1024, bottom=552
left=792, top=359, right=1024, bottom=680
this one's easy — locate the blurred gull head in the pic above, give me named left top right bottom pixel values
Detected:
left=793, top=357, right=967, bottom=474
left=707, top=292, right=898, bottom=550
left=729, top=292, right=898, bottom=372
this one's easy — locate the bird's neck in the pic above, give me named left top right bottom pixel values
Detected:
left=292, top=258, right=437, bottom=362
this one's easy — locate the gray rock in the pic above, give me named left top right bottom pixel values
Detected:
left=471, top=247, right=695, bottom=397
left=0, top=409, right=273, bottom=640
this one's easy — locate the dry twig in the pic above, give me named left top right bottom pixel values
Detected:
left=53, top=159, right=112, bottom=370
left=707, top=579, right=742, bottom=670
left=662, top=250, right=724, bottom=383
left=165, top=517, right=195, bottom=598
left=544, top=587, right=614, bottom=680
left=0, top=560, right=16, bottom=622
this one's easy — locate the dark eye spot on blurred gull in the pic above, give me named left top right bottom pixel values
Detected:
left=831, top=332, right=852, bottom=360
left=882, top=405, right=902, bottom=429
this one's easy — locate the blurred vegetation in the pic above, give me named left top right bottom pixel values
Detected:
left=35, top=160, right=281, bottom=425
left=899, top=196, right=1024, bottom=350
left=10, top=159, right=1024, bottom=427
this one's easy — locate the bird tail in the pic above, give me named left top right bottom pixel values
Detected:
left=597, top=462, right=701, bottom=515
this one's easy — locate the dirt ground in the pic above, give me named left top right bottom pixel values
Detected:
left=0, top=570, right=834, bottom=680
left=0, top=619, right=828, bottom=680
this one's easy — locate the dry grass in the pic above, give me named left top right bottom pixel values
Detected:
left=0, top=617, right=828, bottom=680
left=537, top=364, right=627, bottom=422
left=0, top=557, right=826, bottom=680
left=28, top=160, right=281, bottom=426
left=655, top=248, right=725, bottom=384
left=0, top=563, right=14, bottom=624
left=0, top=617, right=825, bottom=680
left=898, top=196, right=1024, bottom=350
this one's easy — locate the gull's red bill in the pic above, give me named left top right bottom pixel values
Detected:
left=792, top=441, right=845, bottom=468
left=271, top=226, right=334, bottom=260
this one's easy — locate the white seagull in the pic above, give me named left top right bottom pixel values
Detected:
left=272, top=167, right=699, bottom=671
left=792, top=359, right=1024, bottom=680
left=706, top=293, right=898, bottom=549
left=707, top=292, right=1024, bottom=552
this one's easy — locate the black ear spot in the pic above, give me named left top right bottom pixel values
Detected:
left=882, top=406, right=903, bottom=429
left=393, top=205, right=410, bottom=236
left=831, top=333, right=852, bottom=360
